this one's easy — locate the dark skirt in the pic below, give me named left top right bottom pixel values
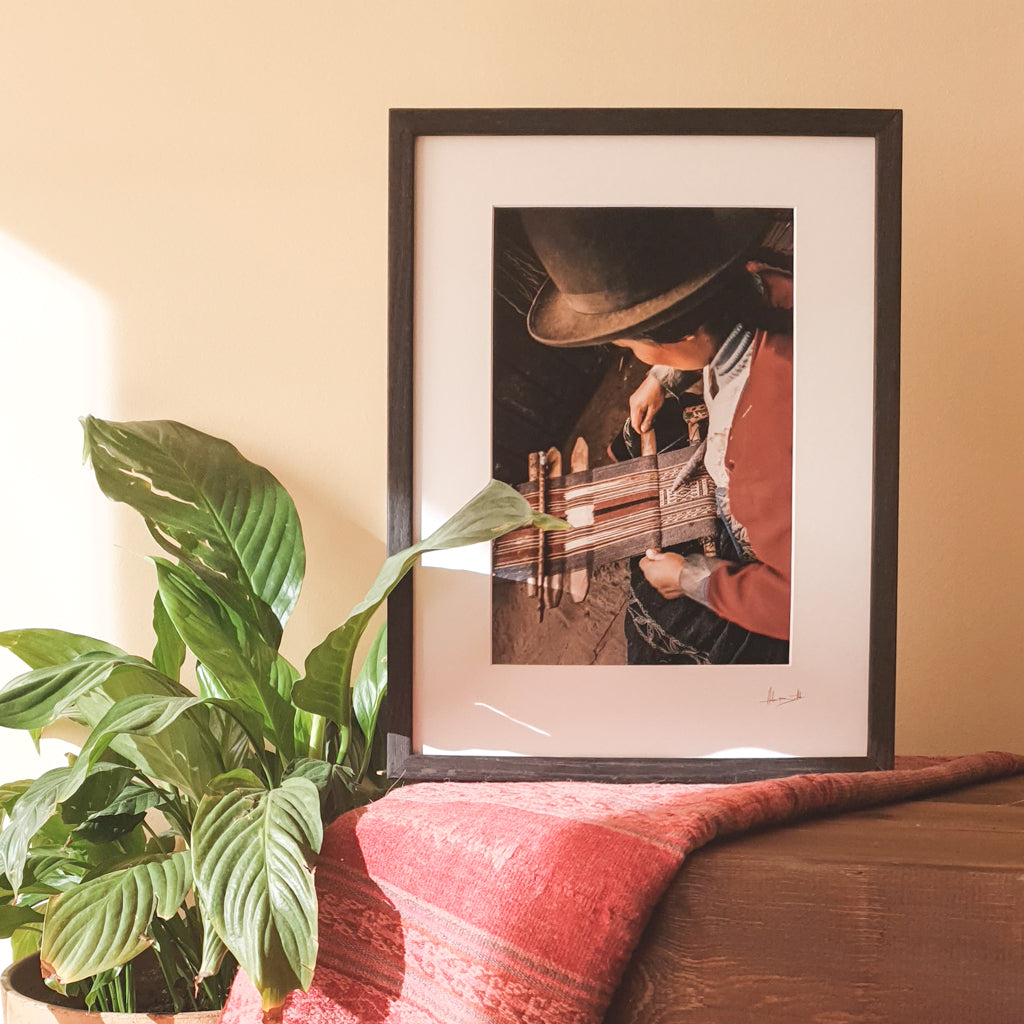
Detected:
left=624, top=542, right=789, bottom=666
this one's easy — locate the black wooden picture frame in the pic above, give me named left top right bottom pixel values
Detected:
left=387, top=107, right=901, bottom=784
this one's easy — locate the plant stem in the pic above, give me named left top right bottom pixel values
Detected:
left=136, top=776, right=192, bottom=837
left=333, top=723, right=351, bottom=767
left=307, top=713, right=325, bottom=760
left=120, top=961, right=134, bottom=1012
left=107, top=961, right=133, bottom=1013
left=150, top=920, right=188, bottom=1014
left=354, top=729, right=377, bottom=786
left=254, top=743, right=284, bottom=789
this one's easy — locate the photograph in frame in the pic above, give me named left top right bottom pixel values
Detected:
left=490, top=205, right=794, bottom=669
left=387, top=108, right=901, bottom=783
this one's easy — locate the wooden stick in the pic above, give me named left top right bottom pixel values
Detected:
left=543, top=447, right=563, bottom=609
left=526, top=451, right=540, bottom=599
left=641, top=428, right=662, bottom=551
left=568, top=436, right=590, bottom=603
left=536, top=450, right=547, bottom=622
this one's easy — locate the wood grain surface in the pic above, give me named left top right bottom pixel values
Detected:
left=605, top=773, right=1024, bottom=1024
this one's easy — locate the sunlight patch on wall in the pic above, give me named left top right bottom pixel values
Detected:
left=0, top=232, right=113, bottom=969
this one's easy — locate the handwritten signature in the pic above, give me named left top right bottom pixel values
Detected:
left=763, top=687, right=804, bottom=707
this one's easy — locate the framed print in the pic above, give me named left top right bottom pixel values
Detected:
left=387, top=108, right=901, bottom=783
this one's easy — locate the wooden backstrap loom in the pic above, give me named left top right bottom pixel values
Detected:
left=493, top=429, right=719, bottom=617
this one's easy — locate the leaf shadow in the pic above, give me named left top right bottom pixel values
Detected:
left=279, top=807, right=406, bottom=1021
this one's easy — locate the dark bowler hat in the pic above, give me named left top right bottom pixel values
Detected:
left=520, top=207, right=771, bottom=346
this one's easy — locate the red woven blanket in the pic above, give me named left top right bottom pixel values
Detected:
left=219, top=751, right=1024, bottom=1024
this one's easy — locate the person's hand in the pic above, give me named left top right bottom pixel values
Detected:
left=639, top=550, right=688, bottom=598
left=639, top=549, right=721, bottom=606
left=628, top=374, right=666, bottom=434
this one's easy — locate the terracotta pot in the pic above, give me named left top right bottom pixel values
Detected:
left=1, top=956, right=222, bottom=1024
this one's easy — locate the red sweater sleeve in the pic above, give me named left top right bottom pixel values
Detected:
left=706, top=330, right=793, bottom=640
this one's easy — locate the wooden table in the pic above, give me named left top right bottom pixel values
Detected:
left=605, top=773, right=1024, bottom=1024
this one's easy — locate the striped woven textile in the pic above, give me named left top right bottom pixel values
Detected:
left=492, top=445, right=717, bottom=581
left=219, top=752, right=1024, bottom=1024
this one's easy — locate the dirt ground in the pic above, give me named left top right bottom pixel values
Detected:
left=492, top=561, right=630, bottom=665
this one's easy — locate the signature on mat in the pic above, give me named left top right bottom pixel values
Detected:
left=762, top=686, right=804, bottom=707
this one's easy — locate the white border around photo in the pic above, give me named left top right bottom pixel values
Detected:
left=411, top=133, right=875, bottom=760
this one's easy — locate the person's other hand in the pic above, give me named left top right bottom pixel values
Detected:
left=628, top=375, right=666, bottom=434
left=639, top=549, right=720, bottom=605
left=639, top=549, right=688, bottom=599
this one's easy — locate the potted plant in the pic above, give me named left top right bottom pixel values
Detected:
left=0, top=417, right=564, bottom=1019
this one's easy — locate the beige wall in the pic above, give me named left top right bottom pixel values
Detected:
left=0, top=1, right=1021, bottom=757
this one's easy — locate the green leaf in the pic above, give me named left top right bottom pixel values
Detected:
left=18, top=848, right=90, bottom=899
left=272, top=656, right=312, bottom=755
left=0, top=629, right=126, bottom=670
left=59, top=764, right=136, bottom=826
left=196, top=920, right=229, bottom=987
left=352, top=622, right=387, bottom=750
left=0, top=904, right=44, bottom=939
left=11, top=922, right=43, bottom=961
left=283, top=758, right=354, bottom=824
left=74, top=813, right=148, bottom=845
left=65, top=694, right=267, bottom=804
left=194, top=666, right=266, bottom=777
left=92, top=782, right=162, bottom=822
left=59, top=765, right=158, bottom=843
left=81, top=416, right=305, bottom=637
left=0, top=767, right=74, bottom=894
left=153, top=557, right=275, bottom=686
left=33, top=814, right=77, bottom=850
left=292, top=480, right=567, bottom=723
left=192, top=772, right=322, bottom=1010
left=0, top=652, right=167, bottom=731
left=74, top=673, right=245, bottom=802
left=196, top=662, right=229, bottom=701
left=153, top=558, right=295, bottom=759
left=145, top=832, right=178, bottom=857
left=0, top=780, right=33, bottom=824
left=40, top=851, right=191, bottom=984
left=152, top=593, right=187, bottom=682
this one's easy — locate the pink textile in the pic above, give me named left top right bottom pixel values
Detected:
left=219, top=752, right=1024, bottom=1024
